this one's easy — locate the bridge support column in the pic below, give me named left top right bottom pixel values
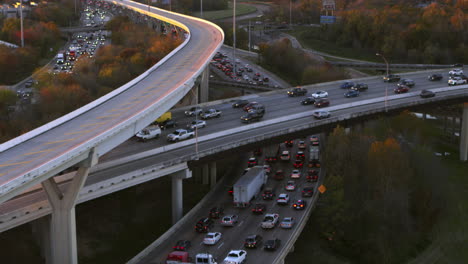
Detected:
left=41, top=149, right=98, bottom=264
left=199, top=66, right=209, bottom=103
left=172, top=169, right=192, bottom=224
left=31, top=215, right=52, bottom=264
left=210, top=162, right=217, bottom=188
left=460, top=103, right=468, bottom=161
left=202, top=163, right=209, bottom=185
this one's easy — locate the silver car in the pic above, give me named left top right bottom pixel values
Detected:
left=280, top=217, right=295, bottom=229
left=221, top=214, right=239, bottom=227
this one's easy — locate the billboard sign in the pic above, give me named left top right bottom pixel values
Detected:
left=322, top=0, right=336, bottom=10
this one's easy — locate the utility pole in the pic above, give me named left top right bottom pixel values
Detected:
left=248, top=19, right=251, bottom=52
left=233, top=0, right=236, bottom=72
left=200, top=0, right=203, bottom=18
left=20, top=0, right=24, bottom=47
left=289, top=0, right=292, bottom=28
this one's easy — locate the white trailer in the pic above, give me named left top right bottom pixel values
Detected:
left=309, top=145, right=320, bottom=161
left=233, top=166, right=267, bottom=207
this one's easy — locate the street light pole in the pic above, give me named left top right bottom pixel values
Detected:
left=233, top=0, right=237, bottom=72
left=376, top=53, right=389, bottom=112
left=248, top=19, right=251, bottom=52
left=289, top=0, right=292, bottom=28
left=200, top=0, right=203, bottom=18
left=19, top=0, right=24, bottom=47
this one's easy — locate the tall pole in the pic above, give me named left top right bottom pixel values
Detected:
left=248, top=19, right=251, bottom=53
left=20, top=0, right=24, bottom=47
left=233, top=0, right=236, bottom=72
left=376, top=53, right=389, bottom=113
left=200, top=0, right=203, bottom=18
left=289, top=0, right=292, bottom=28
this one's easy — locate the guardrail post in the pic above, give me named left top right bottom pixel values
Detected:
left=210, top=161, right=217, bottom=188
left=41, top=149, right=98, bottom=264
left=172, top=169, right=192, bottom=224
left=199, top=66, right=209, bottom=103
left=460, top=103, right=468, bottom=161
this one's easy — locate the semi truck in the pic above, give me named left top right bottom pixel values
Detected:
left=166, top=251, right=217, bottom=264
left=309, top=145, right=320, bottom=161
left=264, top=144, right=280, bottom=163
left=233, top=166, right=267, bottom=207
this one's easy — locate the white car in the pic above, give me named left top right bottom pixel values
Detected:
left=290, top=170, right=301, bottom=179
left=203, top=232, right=222, bottom=245
left=223, top=250, right=247, bottom=264
left=280, top=150, right=290, bottom=161
left=285, top=180, right=296, bottom=191
left=313, top=110, right=331, bottom=119
left=311, top=90, right=328, bottom=98
left=188, top=120, right=206, bottom=129
left=449, top=68, right=463, bottom=76
left=260, top=213, right=280, bottom=229
left=277, top=193, right=290, bottom=205
left=448, top=77, right=467, bottom=86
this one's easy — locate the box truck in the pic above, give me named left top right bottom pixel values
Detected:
left=233, top=166, right=267, bottom=207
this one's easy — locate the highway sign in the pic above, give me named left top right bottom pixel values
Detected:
left=318, top=184, right=327, bottom=193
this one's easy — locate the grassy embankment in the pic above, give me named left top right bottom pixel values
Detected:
left=192, top=2, right=257, bottom=21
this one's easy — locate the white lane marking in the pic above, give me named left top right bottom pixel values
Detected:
left=238, top=220, right=244, bottom=227
left=217, top=242, right=224, bottom=249
left=200, top=241, right=204, bottom=245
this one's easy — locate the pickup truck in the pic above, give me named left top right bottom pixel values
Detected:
left=200, top=109, right=222, bottom=119
left=167, top=129, right=195, bottom=142
left=135, top=125, right=161, bottom=141
left=260, top=213, right=279, bottom=229
left=185, top=107, right=203, bottom=117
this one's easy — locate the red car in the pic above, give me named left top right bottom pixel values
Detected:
left=274, top=170, right=284, bottom=180
left=243, top=102, right=259, bottom=112
left=314, top=99, right=330, bottom=108
left=394, top=85, right=410, bottom=94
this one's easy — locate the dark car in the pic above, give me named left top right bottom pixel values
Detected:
left=287, top=87, right=307, bottom=97
left=293, top=160, right=303, bottom=168
left=262, top=188, right=275, bottom=200
left=296, top=151, right=305, bottom=160
left=301, top=97, right=316, bottom=105
left=195, top=218, right=214, bottom=233
left=394, top=85, right=410, bottom=94
left=284, top=140, right=294, bottom=147
left=159, top=119, right=177, bottom=130
left=398, top=78, right=415, bottom=87
left=243, top=102, right=259, bottom=112
left=247, top=157, right=258, bottom=167
left=302, top=186, right=314, bottom=197
left=351, top=83, right=368, bottom=91
left=383, top=74, right=401, bottom=82
left=253, top=148, right=262, bottom=156
left=264, top=238, right=281, bottom=251
left=232, top=99, right=249, bottom=108
left=251, top=203, right=267, bottom=214
left=173, top=240, right=191, bottom=251
left=420, top=89, right=435, bottom=98
left=244, top=234, right=263, bottom=249
left=340, top=81, right=355, bottom=89
left=309, top=159, right=321, bottom=168
left=428, top=74, right=443, bottom=81
left=292, top=199, right=307, bottom=210
left=314, top=99, right=330, bottom=108
left=209, top=207, right=224, bottom=219
left=274, top=170, right=285, bottom=180
left=344, top=89, right=360, bottom=98
left=307, top=169, right=319, bottom=182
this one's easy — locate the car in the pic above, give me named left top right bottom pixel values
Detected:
left=314, top=99, right=330, bottom=108
left=284, top=140, right=294, bottom=147
left=209, top=207, right=224, bottom=219
left=252, top=203, right=267, bottom=214
left=340, top=81, right=355, bottom=89
left=448, top=77, right=467, bottom=86
left=290, top=169, right=301, bottom=178
left=223, top=250, right=247, bottom=264
left=195, top=218, right=214, bottom=233
left=200, top=109, right=222, bottom=119
left=280, top=217, right=295, bottom=229
left=302, top=186, right=314, bottom=197
left=288, top=87, right=307, bottom=96
left=203, top=232, right=222, bottom=245
left=311, top=90, right=328, bottom=98
left=292, top=199, right=307, bottom=210
left=298, top=140, right=306, bottom=149
left=159, top=119, right=177, bottom=130
left=221, top=214, right=239, bottom=226
left=253, top=148, right=262, bottom=156
left=276, top=193, right=291, bottom=206
left=188, top=120, right=206, bottom=129
left=301, top=97, right=316, bottom=105
left=307, top=169, right=319, bottom=182
left=351, top=83, right=368, bottom=91
left=383, top=74, right=401, bottom=82
left=285, top=180, right=296, bottom=191
left=262, top=188, right=275, bottom=200
left=313, top=110, right=331, bottom=119
left=420, top=89, right=436, bottom=98
left=309, top=158, right=321, bottom=168
left=25, top=80, right=34, bottom=88
left=296, top=151, right=305, bottom=160
left=428, top=73, right=443, bottom=81
left=173, top=240, right=191, bottom=251
left=449, top=68, right=463, bottom=76
left=293, top=160, right=303, bottom=168
left=273, top=170, right=285, bottom=180
left=264, top=238, right=281, bottom=251
left=344, top=89, right=360, bottom=98
left=244, top=234, right=263, bottom=249
left=394, top=85, right=410, bottom=94
left=247, top=157, right=258, bottom=167
left=260, top=213, right=280, bottom=229
left=280, top=150, right=290, bottom=161
left=398, top=78, right=415, bottom=87
left=310, top=135, right=319, bottom=146
left=243, top=102, right=259, bottom=111
left=184, top=106, right=203, bottom=116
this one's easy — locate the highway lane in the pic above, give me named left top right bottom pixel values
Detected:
left=0, top=0, right=223, bottom=196
left=140, top=140, right=321, bottom=263
left=100, top=69, right=455, bottom=163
